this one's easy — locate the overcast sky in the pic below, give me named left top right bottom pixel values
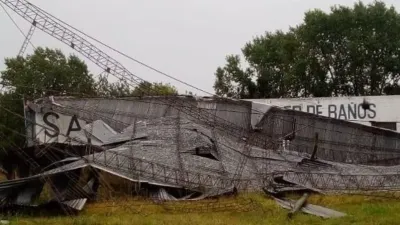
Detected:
left=1, top=0, right=399, bottom=95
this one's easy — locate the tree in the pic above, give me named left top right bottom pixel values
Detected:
left=1, top=47, right=98, bottom=99
left=96, top=74, right=133, bottom=97
left=0, top=91, right=25, bottom=152
left=97, top=77, right=178, bottom=97
left=215, top=1, right=400, bottom=98
left=131, top=81, right=178, bottom=96
left=214, top=55, right=256, bottom=98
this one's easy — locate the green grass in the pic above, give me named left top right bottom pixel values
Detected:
left=7, top=193, right=400, bottom=225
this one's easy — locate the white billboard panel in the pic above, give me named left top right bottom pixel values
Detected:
left=249, top=95, right=400, bottom=122
left=34, top=111, right=88, bottom=145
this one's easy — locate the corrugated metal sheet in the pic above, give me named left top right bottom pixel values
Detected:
left=29, top=96, right=252, bottom=134
left=61, top=198, right=87, bottom=211
left=274, top=196, right=346, bottom=218
left=256, top=107, right=400, bottom=165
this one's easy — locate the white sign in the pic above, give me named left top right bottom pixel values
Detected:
left=35, top=112, right=88, bottom=144
left=249, top=95, right=400, bottom=122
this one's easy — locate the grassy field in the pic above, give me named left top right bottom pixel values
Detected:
left=6, top=193, right=400, bottom=225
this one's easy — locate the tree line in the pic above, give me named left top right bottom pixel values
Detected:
left=214, top=1, right=400, bottom=98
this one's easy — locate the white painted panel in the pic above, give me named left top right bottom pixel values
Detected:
left=35, top=112, right=88, bottom=145
left=197, top=101, right=217, bottom=110
left=250, top=102, right=272, bottom=128
left=248, top=95, right=400, bottom=123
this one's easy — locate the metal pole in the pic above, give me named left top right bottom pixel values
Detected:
left=310, top=133, right=319, bottom=160
left=22, top=95, right=28, bottom=147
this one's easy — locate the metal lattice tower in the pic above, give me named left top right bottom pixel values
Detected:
left=18, top=20, right=36, bottom=56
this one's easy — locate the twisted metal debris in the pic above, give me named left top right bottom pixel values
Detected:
left=0, top=95, right=400, bottom=216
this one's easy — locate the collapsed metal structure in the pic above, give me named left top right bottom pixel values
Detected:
left=0, top=95, right=398, bottom=214
left=0, top=0, right=400, bottom=217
